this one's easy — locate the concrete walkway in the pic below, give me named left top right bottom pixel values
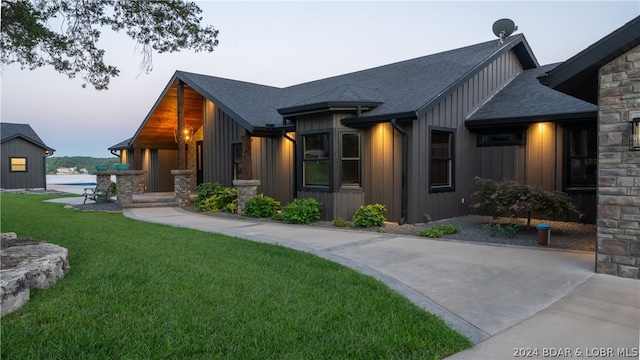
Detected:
left=54, top=197, right=640, bottom=358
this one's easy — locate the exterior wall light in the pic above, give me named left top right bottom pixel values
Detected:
left=174, top=125, right=194, bottom=143
left=630, top=117, right=640, bottom=151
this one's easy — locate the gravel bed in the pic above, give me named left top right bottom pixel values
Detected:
left=70, top=201, right=123, bottom=212
left=327, top=215, right=597, bottom=252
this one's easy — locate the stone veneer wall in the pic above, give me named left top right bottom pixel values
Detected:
left=597, top=44, right=640, bottom=279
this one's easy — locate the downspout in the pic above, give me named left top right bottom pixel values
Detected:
left=282, top=130, right=297, bottom=199
left=391, top=119, right=407, bottom=225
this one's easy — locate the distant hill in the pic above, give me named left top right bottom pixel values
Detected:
left=46, top=156, right=120, bottom=175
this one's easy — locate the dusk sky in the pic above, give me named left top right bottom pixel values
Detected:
left=2, top=1, right=639, bottom=158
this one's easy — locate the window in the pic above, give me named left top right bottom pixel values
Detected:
left=341, top=133, right=360, bottom=187
left=10, top=157, right=27, bottom=172
left=566, top=127, right=597, bottom=187
left=232, top=143, right=243, bottom=180
left=302, top=133, right=330, bottom=188
left=477, top=129, right=525, bottom=146
left=430, top=129, right=454, bottom=192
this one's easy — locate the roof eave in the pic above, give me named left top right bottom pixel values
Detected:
left=465, top=111, right=597, bottom=129
left=540, top=16, right=640, bottom=103
left=341, top=111, right=418, bottom=128
left=278, top=101, right=382, bottom=119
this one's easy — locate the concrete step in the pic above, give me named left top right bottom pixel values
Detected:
left=123, top=201, right=180, bottom=208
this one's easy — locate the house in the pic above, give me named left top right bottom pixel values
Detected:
left=539, top=15, right=640, bottom=278
left=112, top=32, right=601, bottom=225
left=1, top=122, right=55, bottom=190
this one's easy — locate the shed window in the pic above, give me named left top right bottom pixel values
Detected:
left=232, top=143, right=243, bottom=180
left=303, top=133, right=330, bottom=187
left=10, top=157, right=27, bottom=172
left=566, top=127, right=597, bottom=187
left=430, top=129, right=454, bottom=192
left=341, top=133, right=360, bottom=187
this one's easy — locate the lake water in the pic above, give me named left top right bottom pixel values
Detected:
left=47, top=174, right=116, bottom=185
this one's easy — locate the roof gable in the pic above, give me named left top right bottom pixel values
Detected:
left=1, top=122, right=55, bottom=152
left=539, top=15, right=640, bottom=104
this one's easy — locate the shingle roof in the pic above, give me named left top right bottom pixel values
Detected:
left=1, top=122, right=55, bottom=152
left=172, top=34, right=536, bottom=130
left=283, top=34, right=535, bottom=122
left=466, top=64, right=597, bottom=128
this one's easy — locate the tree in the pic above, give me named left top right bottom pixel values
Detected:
left=1, top=0, right=219, bottom=90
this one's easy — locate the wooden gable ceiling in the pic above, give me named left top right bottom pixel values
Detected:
left=133, top=82, right=204, bottom=149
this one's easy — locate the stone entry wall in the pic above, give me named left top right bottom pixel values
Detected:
left=597, top=44, right=640, bottom=279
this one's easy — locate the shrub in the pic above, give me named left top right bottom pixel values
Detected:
left=470, top=177, right=577, bottom=226
left=417, top=224, right=461, bottom=238
left=194, top=182, right=237, bottom=213
left=332, top=218, right=353, bottom=227
left=281, top=198, right=322, bottom=225
left=352, top=204, right=386, bottom=228
left=481, top=216, right=524, bottom=237
left=243, top=194, right=280, bottom=218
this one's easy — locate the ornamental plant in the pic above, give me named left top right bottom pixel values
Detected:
left=194, top=182, right=237, bottom=213
left=417, top=224, right=461, bottom=238
left=352, top=204, right=386, bottom=228
left=281, top=198, right=322, bottom=225
left=243, top=194, right=280, bottom=218
left=470, top=177, right=577, bottom=227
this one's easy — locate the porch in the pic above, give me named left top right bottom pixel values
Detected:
left=96, top=170, right=193, bottom=209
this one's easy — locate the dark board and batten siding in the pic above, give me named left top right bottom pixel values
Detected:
left=406, top=50, right=524, bottom=223
left=203, top=100, right=295, bottom=206
left=1, top=138, right=47, bottom=190
left=362, top=122, right=403, bottom=223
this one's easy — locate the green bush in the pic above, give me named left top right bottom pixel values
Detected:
left=243, top=194, right=280, bottom=218
left=332, top=218, right=353, bottom=227
left=470, top=177, right=577, bottom=226
left=481, top=216, right=524, bottom=237
left=194, top=182, right=237, bottom=213
left=281, top=198, right=322, bottom=225
left=417, top=224, right=461, bottom=238
left=352, top=204, right=386, bottom=228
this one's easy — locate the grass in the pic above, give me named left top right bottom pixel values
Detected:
left=0, top=194, right=472, bottom=359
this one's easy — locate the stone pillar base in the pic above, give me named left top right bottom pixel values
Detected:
left=171, top=170, right=194, bottom=207
left=233, top=179, right=261, bottom=214
left=114, top=170, right=145, bottom=207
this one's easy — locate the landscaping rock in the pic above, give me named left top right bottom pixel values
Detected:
left=1, top=235, right=70, bottom=317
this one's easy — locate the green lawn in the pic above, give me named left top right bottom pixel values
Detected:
left=0, top=194, right=472, bottom=359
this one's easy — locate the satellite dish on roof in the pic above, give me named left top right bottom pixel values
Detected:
left=492, top=18, right=517, bottom=45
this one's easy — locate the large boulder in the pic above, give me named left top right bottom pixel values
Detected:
left=1, top=234, right=70, bottom=317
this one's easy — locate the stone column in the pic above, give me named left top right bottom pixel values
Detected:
left=115, top=170, right=145, bottom=207
left=171, top=170, right=194, bottom=207
left=95, top=172, right=111, bottom=187
left=596, top=44, right=640, bottom=279
left=233, top=179, right=261, bottom=214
